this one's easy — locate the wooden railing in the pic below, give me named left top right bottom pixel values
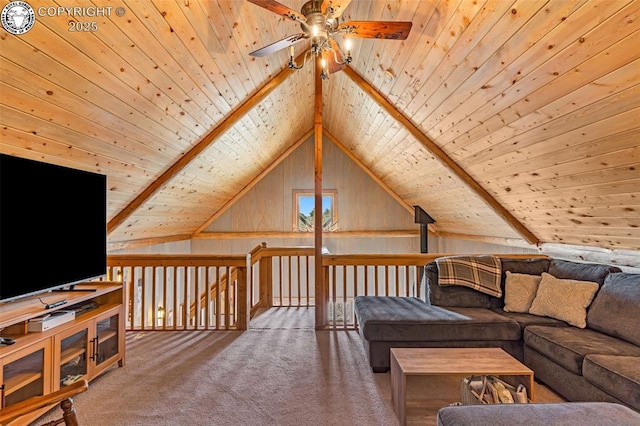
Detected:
left=322, top=254, right=442, bottom=329
left=247, top=246, right=446, bottom=329
left=107, top=255, right=248, bottom=331
left=248, top=244, right=316, bottom=313
left=109, top=249, right=543, bottom=331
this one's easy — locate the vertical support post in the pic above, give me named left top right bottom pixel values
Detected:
left=236, top=266, right=249, bottom=330
left=314, top=53, right=325, bottom=329
left=259, top=256, right=273, bottom=308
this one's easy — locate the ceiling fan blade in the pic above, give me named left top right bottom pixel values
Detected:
left=327, top=39, right=346, bottom=74
left=249, top=33, right=308, bottom=57
left=322, top=0, right=352, bottom=19
left=246, top=0, right=306, bottom=23
left=339, top=21, right=413, bottom=40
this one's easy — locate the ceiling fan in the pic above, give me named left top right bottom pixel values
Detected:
left=247, top=0, right=412, bottom=77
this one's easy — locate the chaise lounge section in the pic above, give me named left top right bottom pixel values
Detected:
left=354, top=256, right=640, bottom=411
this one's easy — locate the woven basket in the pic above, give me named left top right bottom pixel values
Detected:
left=461, top=375, right=529, bottom=405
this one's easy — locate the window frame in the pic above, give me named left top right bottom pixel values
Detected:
left=292, top=190, right=338, bottom=232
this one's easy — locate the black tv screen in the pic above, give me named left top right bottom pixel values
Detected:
left=0, top=154, right=107, bottom=303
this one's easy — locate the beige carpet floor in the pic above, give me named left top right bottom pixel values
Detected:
left=35, top=308, right=398, bottom=425
left=34, top=307, right=564, bottom=425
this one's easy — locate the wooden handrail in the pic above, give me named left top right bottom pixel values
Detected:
left=322, top=253, right=547, bottom=266
left=0, top=380, right=88, bottom=425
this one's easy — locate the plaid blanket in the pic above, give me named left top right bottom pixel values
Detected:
left=436, top=255, right=502, bottom=297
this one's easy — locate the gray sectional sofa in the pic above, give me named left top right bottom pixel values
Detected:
left=353, top=256, right=640, bottom=412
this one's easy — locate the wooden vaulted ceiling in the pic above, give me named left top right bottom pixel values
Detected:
left=1, top=0, right=639, bottom=255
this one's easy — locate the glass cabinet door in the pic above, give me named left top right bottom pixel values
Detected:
left=2, top=341, right=50, bottom=408
left=58, top=328, right=88, bottom=389
left=94, top=313, right=120, bottom=368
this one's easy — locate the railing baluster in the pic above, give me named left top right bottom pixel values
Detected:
left=224, top=266, right=230, bottom=330
left=342, top=265, right=347, bottom=329
left=306, top=255, right=310, bottom=307
left=297, top=256, right=301, bottom=307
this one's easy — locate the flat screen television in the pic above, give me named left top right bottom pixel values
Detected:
left=0, top=154, right=107, bottom=303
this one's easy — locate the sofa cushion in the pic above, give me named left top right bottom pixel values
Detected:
left=587, top=273, right=640, bottom=346
left=354, top=296, right=521, bottom=342
left=528, top=273, right=599, bottom=328
left=548, top=259, right=621, bottom=285
left=436, top=403, right=640, bottom=426
left=523, top=325, right=640, bottom=375
left=503, top=272, right=541, bottom=313
left=492, top=309, right=569, bottom=333
left=500, top=257, right=551, bottom=279
left=583, top=355, right=640, bottom=411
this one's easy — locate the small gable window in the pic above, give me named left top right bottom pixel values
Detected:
left=293, top=190, right=338, bottom=232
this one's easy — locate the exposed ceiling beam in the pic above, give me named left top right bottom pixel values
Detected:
left=108, top=234, right=192, bottom=252
left=342, top=66, right=539, bottom=245
left=107, top=64, right=297, bottom=235
left=194, top=128, right=313, bottom=234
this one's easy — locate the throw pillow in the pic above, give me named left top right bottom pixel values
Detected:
left=503, top=272, right=542, bottom=313
left=528, top=272, right=599, bottom=328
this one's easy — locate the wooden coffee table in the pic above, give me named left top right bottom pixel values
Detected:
left=390, top=347, right=534, bottom=426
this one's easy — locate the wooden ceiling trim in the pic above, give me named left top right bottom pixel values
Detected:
left=342, top=65, right=538, bottom=244
left=108, top=234, right=192, bottom=252
left=107, top=64, right=296, bottom=234
left=193, top=230, right=420, bottom=240
left=436, top=1, right=639, bottom=149
left=194, top=128, right=313, bottom=235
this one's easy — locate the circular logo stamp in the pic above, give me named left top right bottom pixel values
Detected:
left=1, top=1, right=35, bottom=35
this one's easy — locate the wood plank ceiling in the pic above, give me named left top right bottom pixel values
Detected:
left=1, top=0, right=638, bottom=255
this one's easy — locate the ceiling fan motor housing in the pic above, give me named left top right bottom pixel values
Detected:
left=301, top=0, right=338, bottom=53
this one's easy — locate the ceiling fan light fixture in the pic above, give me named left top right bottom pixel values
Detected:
left=247, top=0, right=412, bottom=78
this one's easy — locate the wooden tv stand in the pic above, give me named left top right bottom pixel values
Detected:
left=0, top=282, right=125, bottom=425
